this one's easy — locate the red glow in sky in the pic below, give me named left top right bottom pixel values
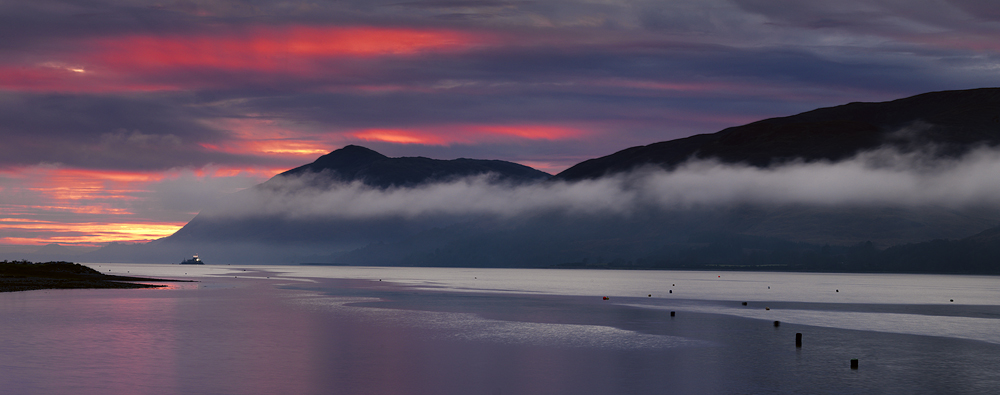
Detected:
left=97, top=26, right=486, bottom=72
left=0, top=26, right=492, bottom=93
left=0, top=166, right=276, bottom=246
left=352, top=124, right=587, bottom=145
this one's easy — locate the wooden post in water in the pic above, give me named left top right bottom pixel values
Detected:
left=670, top=311, right=675, bottom=317
left=795, top=333, right=802, bottom=347
left=851, top=359, right=859, bottom=369
left=773, top=320, right=780, bottom=327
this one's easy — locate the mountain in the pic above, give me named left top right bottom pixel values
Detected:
left=146, top=146, right=552, bottom=261
left=556, top=88, right=1000, bottom=181
left=269, top=145, right=550, bottom=188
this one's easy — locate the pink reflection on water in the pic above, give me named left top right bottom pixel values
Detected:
left=0, top=279, right=322, bottom=395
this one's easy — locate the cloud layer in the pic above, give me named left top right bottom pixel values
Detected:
left=207, top=146, right=1000, bottom=222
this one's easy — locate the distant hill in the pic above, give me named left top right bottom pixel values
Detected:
left=872, top=224, right=1000, bottom=273
left=160, top=146, right=551, bottom=247
left=270, top=145, right=551, bottom=188
left=556, top=88, right=1000, bottom=181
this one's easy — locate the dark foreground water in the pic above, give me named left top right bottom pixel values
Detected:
left=2, top=265, right=999, bottom=394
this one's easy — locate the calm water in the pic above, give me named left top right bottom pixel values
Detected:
left=2, top=264, right=999, bottom=394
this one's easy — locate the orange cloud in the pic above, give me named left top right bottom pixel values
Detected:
left=185, top=166, right=285, bottom=179
left=0, top=220, right=186, bottom=246
left=24, top=169, right=165, bottom=203
left=198, top=118, right=338, bottom=157
left=352, top=124, right=587, bottom=145
left=200, top=140, right=332, bottom=156
left=0, top=165, right=280, bottom=246
left=352, top=129, right=450, bottom=145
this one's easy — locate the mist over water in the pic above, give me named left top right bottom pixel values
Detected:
left=128, top=145, right=1000, bottom=265
left=209, top=146, right=1000, bottom=221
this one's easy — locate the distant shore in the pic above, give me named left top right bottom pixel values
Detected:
left=0, top=260, right=192, bottom=293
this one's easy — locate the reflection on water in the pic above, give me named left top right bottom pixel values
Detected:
left=291, top=293, right=709, bottom=350
left=1, top=264, right=999, bottom=394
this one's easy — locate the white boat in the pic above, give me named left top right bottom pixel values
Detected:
left=180, top=254, right=204, bottom=265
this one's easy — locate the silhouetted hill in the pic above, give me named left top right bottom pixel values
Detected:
left=162, top=146, right=550, bottom=248
left=556, top=88, right=1000, bottom=180
left=272, top=145, right=550, bottom=188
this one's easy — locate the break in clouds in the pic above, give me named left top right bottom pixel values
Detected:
left=206, top=146, right=1000, bottom=221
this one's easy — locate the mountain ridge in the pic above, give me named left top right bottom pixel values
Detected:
left=555, top=87, right=1000, bottom=180
left=267, top=144, right=551, bottom=189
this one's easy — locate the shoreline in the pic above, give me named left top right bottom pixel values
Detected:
left=0, top=261, right=194, bottom=293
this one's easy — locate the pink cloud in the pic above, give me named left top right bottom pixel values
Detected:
left=351, top=124, right=588, bottom=145
left=0, top=26, right=496, bottom=93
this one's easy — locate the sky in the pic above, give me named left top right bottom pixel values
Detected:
left=1, top=0, right=1000, bottom=248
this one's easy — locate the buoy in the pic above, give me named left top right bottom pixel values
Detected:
left=670, top=311, right=675, bottom=317
left=648, top=294, right=651, bottom=297
left=766, top=307, right=770, bottom=310
left=718, top=275, right=721, bottom=278
left=773, top=321, right=780, bottom=327
left=836, top=289, right=839, bottom=292
left=950, top=299, right=954, bottom=302
left=795, top=333, right=802, bottom=347
left=742, top=302, right=747, bottom=306
left=603, top=296, right=609, bottom=300
left=850, top=359, right=859, bottom=369
left=669, top=290, right=672, bottom=293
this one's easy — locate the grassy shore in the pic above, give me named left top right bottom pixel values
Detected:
left=1, top=260, right=191, bottom=293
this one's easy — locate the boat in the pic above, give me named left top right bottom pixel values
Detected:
left=180, top=254, right=204, bottom=265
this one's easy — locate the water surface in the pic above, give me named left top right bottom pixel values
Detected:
left=2, top=264, right=998, bottom=394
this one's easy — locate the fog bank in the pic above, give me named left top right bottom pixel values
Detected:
left=205, top=146, right=1000, bottom=221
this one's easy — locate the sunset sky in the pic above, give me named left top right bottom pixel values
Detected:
left=2, top=0, right=1000, bottom=247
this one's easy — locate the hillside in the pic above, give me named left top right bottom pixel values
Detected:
left=556, top=88, right=1000, bottom=180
